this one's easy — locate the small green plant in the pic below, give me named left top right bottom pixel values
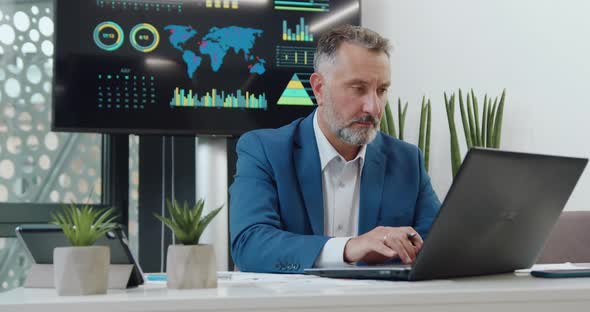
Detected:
left=154, top=199, right=223, bottom=245
left=445, top=88, right=506, bottom=177
left=51, top=204, right=118, bottom=246
left=457, top=89, right=506, bottom=149
left=381, top=97, right=432, bottom=172
left=380, top=99, right=408, bottom=140
left=380, top=100, right=396, bottom=138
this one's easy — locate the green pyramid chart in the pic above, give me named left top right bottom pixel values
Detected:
left=277, top=74, right=315, bottom=106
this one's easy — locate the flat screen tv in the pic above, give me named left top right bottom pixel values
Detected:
left=52, top=0, right=361, bottom=135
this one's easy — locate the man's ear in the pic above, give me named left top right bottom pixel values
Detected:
left=309, top=73, right=324, bottom=106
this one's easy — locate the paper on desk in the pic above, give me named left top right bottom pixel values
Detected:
left=515, top=262, right=590, bottom=274
left=218, top=272, right=307, bottom=282
left=218, top=272, right=381, bottom=286
left=220, top=272, right=387, bottom=294
left=241, top=275, right=456, bottom=295
left=145, top=272, right=452, bottom=294
left=216, top=271, right=452, bottom=292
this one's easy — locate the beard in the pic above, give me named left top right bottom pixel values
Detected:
left=321, top=90, right=380, bottom=146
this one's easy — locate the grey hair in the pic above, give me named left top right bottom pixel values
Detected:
left=313, top=24, right=391, bottom=73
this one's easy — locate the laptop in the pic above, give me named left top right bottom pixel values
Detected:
left=304, top=148, right=587, bottom=281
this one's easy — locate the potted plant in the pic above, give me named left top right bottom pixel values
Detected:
left=381, top=97, right=432, bottom=171
left=154, top=198, right=223, bottom=289
left=51, top=204, right=118, bottom=295
left=444, top=89, right=506, bottom=177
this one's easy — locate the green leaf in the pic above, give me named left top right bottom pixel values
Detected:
left=195, top=205, right=223, bottom=243
left=155, top=213, right=187, bottom=241
left=418, top=96, right=426, bottom=152
left=482, top=95, right=488, bottom=147
left=425, top=100, right=432, bottom=172
left=466, top=91, right=477, bottom=147
left=493, top=89, right=506, bottom=148
left=458, top=89, right=472, bottom=148
left=402, top=101, right=408, bottom=138
left=380, top=104, right=390, bottom=135
left=471, top=89, right=481, bottom=146
left=486, top=97, right=498, bottom=147
left=155, top=198, right=223, bottom=245
left=398, top=99, right=405, bottom=140
left=489, top=97, right=498, bottom=147
left=445, top=93, right=461, bottom=177
left=385, top=101, right=397, bottom=138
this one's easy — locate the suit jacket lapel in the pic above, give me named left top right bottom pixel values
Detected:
left=358, top=136, right=386, bottom=235
left=294, top=113, right=324, bottom=235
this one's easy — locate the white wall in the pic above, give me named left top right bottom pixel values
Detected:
left=362, top=0, right=590, bottom=211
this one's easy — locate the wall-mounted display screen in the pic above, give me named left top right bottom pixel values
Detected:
left=53, top=0, right=361, bottom=135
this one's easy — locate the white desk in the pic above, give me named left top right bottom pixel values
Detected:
left=1, top=271, right=590, bottom=312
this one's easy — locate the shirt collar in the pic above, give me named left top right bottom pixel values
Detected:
left=313, top=110, right=367, bottom=171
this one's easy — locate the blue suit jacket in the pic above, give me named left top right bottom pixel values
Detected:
left=229, top=112, right=441, bottom=273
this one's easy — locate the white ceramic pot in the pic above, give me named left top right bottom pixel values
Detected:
left=166, top=244, right=217, bottom=289
left=53, top=246, right=110, bottom=296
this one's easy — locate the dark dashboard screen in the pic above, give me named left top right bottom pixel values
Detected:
left=52, top=0, right=361, bottom=135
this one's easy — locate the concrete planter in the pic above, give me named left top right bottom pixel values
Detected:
left=53, top=246, right=110, bottom=296
left=166, top=244, right=217, bottom=289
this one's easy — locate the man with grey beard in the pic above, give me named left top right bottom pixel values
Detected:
left=229, top=25, right=441, bottom=273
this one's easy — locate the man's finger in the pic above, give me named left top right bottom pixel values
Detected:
left=383, top=234, right=414, bottom=263
left=372, top=239, right=396, bottom=258
left=409, top=232, right=424, bottom=251
left=399, top=237, right=417, bottom=262
left=390, top=237, right=416, bottom=263
left=387, top=240, right=412, bottom=264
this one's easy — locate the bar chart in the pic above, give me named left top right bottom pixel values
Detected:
left=170, top=88, right=267, bottom=110
left=282, top=17, right=313, bottom=42
left=276, top=46, right=315, bottom=69
left=274, top=0, right=330, bottom=12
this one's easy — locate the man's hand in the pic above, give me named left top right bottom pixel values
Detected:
left=343, top=226, right=423, bottom=264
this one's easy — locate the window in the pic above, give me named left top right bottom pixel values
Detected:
left=0, top=0, right=103, bottom=292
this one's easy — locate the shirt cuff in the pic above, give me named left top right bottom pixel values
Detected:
left=314, top=237, right=354, bottom=268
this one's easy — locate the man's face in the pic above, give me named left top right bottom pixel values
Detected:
left=314, top=42, right=391, bottom=146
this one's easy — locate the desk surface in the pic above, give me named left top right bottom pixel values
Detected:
left=2, top=271, right=590, bottom=312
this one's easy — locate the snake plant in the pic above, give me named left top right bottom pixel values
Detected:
left=380, top=98, right=408, bottom=139
left=380, top=100, right=397, bottom=139
left=445, top=89, right=506, bottom=177
left=381, top=97, right=432, bottom=172
left=154, top=198, right=223, bottom=245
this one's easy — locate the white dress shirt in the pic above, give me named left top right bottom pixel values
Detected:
left=312, top=111, right=366, bottom=267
